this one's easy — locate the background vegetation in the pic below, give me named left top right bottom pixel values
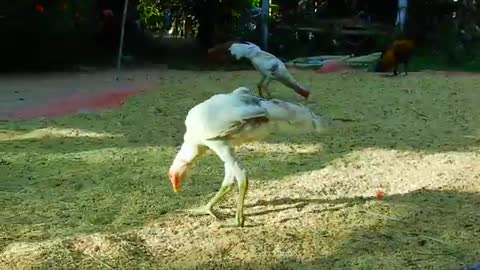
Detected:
left=0, top=0, right=479, bottom=71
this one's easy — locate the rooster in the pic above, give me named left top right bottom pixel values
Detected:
left=374, top=39, right=415, bottom=76
left=168, top=86, right=326, bottom=227
left=208, top=41, right=311, bottom=99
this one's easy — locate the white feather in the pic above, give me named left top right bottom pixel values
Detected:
left=182, top=87, right=325, bottom=146
left=228, top=42, right=308, bottom=96
left=228, top=43, right=262, bottom=60
left=229, top=42, right=284, bottom=78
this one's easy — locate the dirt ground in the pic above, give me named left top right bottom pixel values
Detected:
left=0, top=66, right=166, bottom=120
left=0, top=68, right=479, bottom=270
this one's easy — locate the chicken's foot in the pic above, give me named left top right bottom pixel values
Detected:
left=183, top=183, right=233, bottom=219
left=182, top=207, right=218, bottom=219
left=257, top=77, right=266, bottom=98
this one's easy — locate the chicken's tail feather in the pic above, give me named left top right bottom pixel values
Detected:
left=278, top=73, right=310, bottom=99
left=262, top=99, right=327, bottom=134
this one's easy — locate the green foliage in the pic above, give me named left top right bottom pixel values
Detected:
left=1, top=0, right=478, bottom=70
left=36, top=0, right=96, bottom=36
left=0, top=0, right=100, bottom=70
left=138, top=0, right=164, bottom=31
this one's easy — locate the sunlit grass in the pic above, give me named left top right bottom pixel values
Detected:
left=0, top=69, right=479, bottom=269
left=0, top=127, right=122, bottom=141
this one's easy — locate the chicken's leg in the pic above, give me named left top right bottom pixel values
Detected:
left=206, top=141, right=248, bottom=227
left=393, top=64, right=399, bottom=76
left=257, top=76, right=272, bottom=99
left=257, top=76, right=266, bottom=98
left=220, top=161, right=248, bottom=228
left=262, top=79, right=272, bottom=99
left=403, top=60, right=409, bottom=76
left=184, top=163, right=234, bottom=218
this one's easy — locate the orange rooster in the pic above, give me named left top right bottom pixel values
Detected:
left=374, top=39, right=415, bottom=76
left=207, top=41, right=235, bottom=65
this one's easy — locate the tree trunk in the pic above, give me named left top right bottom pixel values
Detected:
left=194, top=0, right=218, bottom=49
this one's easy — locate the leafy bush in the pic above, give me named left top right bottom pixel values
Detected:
left=0, top=0, right=99, bottom=70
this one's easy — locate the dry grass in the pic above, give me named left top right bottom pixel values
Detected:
left=1, top=69, right=480, bottom=269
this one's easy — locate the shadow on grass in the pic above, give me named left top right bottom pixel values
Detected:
left=0, top=71, right=479, bottom=252
left=0, top=145, right=329, bottom=244
left=10, top=190, right=476, bottom=269
left=177, top=190, right=480, bottom=270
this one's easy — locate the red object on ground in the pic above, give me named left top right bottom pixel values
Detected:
left=316, top=60, right=349, bottom=74
left=13, top=87, right=143, bottom=120
left=375, top=190, right=385, bottom=200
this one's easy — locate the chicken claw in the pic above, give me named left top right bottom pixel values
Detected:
left=220, top=216, right=245, bottom=228
left=257, top=85, right=265, bottom=98
left=182, top=207, right=219, bottom=219
left=257, top=86, right=272, bottom=99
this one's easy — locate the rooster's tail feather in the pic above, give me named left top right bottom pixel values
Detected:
left=261, top=99, right=327, bottom=134
left=278, top=73, right=311, bottom=99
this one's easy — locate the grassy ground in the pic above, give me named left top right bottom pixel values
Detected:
left=1, top=69, right=479, bottom=269
left=407, top=48, right=480, bottom=73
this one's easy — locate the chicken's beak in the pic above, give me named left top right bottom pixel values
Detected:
left=168, top=164, right=188, bottom=193
left=172, top=181, right=180, bottom=193
left=168, top=171, right=180, bottom=193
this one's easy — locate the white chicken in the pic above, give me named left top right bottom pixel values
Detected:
left=168, top=86, right=326, bottom=227
left=208, top=41, right=311, bottom=99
